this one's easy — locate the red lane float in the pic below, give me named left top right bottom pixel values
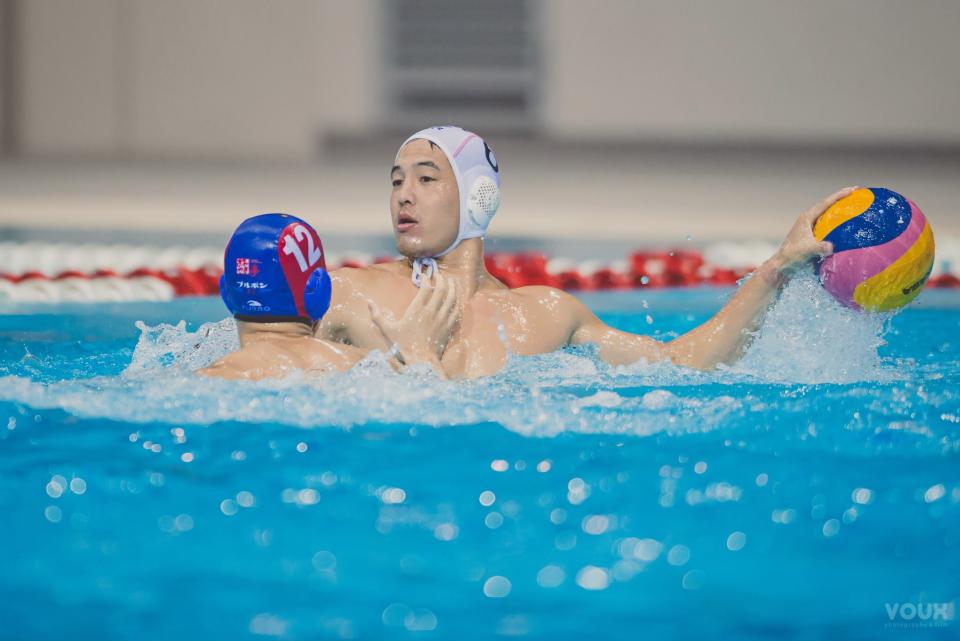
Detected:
left=0, top=244, right=956, bottom=302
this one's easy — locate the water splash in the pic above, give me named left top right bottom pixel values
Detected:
left=733, top=271, right=895, bottom=384
left=0, top=278, right=928, bottom=438
left=0, top=320, right=749, bottom=436
left=124, top=317, right=238, bottom=376
left=119, top=273, right=898, bottom=388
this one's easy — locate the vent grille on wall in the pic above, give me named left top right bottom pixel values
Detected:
left=383, top=0, right=538, bottom=132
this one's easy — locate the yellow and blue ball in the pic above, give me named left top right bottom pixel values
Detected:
left=814, top=187, right=935, bottom=312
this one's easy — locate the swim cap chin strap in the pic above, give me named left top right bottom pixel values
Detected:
left=411, top=257, right=437, bottom=288
left=398, top=126, right=501, bottom=287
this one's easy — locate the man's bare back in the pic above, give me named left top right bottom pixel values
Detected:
left=199, top=330, right=367, bottom=380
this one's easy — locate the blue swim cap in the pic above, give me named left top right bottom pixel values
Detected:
left=219, top=213, right=332, bottom=323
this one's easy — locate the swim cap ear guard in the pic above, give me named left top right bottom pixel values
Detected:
left=465, top=174, right=501, bottom=231
left=303, top=268, right=332, bottom=320
left=218, top=213, right=331, bottom=323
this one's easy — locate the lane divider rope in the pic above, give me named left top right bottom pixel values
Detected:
left=0, top=239, right=956, bottom=302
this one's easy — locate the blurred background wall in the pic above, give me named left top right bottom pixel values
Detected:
left=8, top=0, right=960, bottom=158
left=10, top=0, right=377, bottom=159
left=545, top=1, right=960, bottom=145
left=0, top=0, right=957, bottom=248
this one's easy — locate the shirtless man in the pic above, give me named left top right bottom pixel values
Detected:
left=318, top=125, right=858, bottom=379
left=199, top=213, right=457, bottom=380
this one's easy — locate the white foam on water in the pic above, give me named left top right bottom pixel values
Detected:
left=732, top=271, right=896, bottom=384
left=0, top=326, right=745, bottom=437
left=0, top=276, right=909, bottom=436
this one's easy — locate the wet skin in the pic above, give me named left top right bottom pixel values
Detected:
left=198, top=322, right=366, bottom=380
left=200, top=275, right=459, bottom=381
left=317, top=139, right=858, bottom=379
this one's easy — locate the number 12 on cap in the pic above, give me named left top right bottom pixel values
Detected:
left=282, top=224, right=322, bottom=272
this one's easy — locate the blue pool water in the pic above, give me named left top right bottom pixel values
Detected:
left=1, top=274, right=958, bottom=640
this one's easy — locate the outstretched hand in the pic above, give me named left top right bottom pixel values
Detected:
left=772, top=186, right=860, bottom=272
left=368, top=270, right=459, bottom=366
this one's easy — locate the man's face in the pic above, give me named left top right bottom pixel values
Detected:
left=390, top=139, right=460, bottom=258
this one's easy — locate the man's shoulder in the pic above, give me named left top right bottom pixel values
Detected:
left=197, top=342, right=305, bottom=380
left=509, top=284, right=581, bottom=306
left=485, top=285, right=589, bottom=325
left=331, top=261, right=407, bottom=288
left=320, top=261, right=410, bottom=337
left=196, top=348, right=257, bottom=379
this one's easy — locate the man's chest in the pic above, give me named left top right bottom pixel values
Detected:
left=346, top=287, right=571, bottom=376
left=437, top=298, right=574, bottom=375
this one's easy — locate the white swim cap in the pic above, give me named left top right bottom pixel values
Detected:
left=397, top=125, right=501, bottom=258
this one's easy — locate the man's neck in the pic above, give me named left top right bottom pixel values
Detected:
left=237, top=320, right=313, bottom=347
left=415, top=238, right=493, bottom=297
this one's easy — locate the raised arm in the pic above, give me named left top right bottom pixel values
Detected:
left=571, top=187, right=859, bottom=370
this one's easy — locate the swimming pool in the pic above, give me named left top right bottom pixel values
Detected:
left=1, top=274, right=958, bottom=640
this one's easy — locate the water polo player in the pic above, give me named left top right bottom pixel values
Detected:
left=315, top=125, right=858, bottom=379
left=200, top=213, right=458, bottom=380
